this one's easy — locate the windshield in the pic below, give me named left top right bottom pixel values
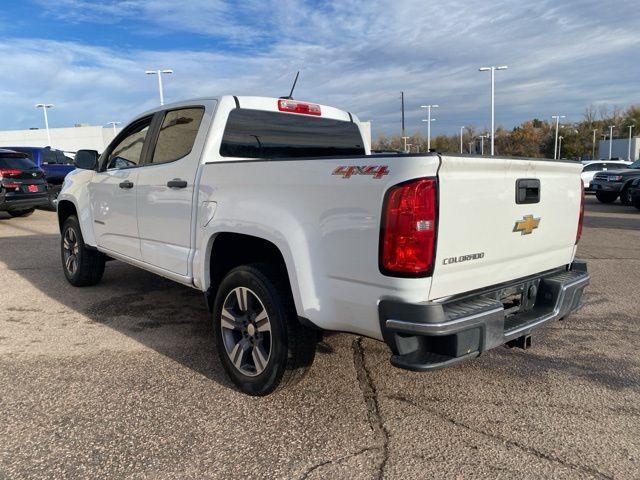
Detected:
left=628, top=160, right=640, bottom=169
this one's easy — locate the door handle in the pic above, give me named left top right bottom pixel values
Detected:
left=119, top=180, right=134, bottom=189
left=167, top=179, right=188, bottom=189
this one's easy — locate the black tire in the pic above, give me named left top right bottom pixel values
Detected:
left=634, top=198, right=640, bottom=211
left=61, top=215, right=105, bottom=287
left=213, top=264, right=317, bottom=396
left=595, top=191, right=618, bottom=204
left=620, top=186, right=633, bottom=206
left=47, top=185, right=61, bottom=210
left=8, top=208, right=35, bottom=217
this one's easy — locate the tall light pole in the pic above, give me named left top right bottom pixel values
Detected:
left=145, top=69, right=173, bottom=105
left=459, top=126, right=466, bottom=154
left=479, top=65, right=508, bottom=156
left=627, top=125, right=635, bottom=161
left=558, top=135, right=564, bottom=159
left=608, top=125, right=615, bottom=160
left=551, top=115, right=565, bottom=159
left=478, top=135, right=488, bottom=155
left=401, top=136, right=409, bottom=153
left=592, top=129, right=597, bottom=160
left=420, top=104, right=438, bottom=151
left=400, top=92, right=405, bottom=140
left=35, top=103, right=54, bottom=146
left=106, top=121, right=121, bottom=135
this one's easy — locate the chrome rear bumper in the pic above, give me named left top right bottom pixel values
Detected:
left=379, top=262, right=589, bottom=371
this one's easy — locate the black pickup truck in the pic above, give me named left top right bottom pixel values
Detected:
left=590, top=159, right=640, bottom=205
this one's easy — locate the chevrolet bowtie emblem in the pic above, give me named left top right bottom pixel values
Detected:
left=513, top=215, right=540, bottom=235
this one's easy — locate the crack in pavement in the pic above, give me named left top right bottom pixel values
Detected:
left=388, top=394, right=614, bottom=480
left=352, top=337, right=390, bottom=480
left=298, top=447, right=374, bottom=480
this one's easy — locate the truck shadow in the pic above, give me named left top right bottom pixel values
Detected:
left=0, top=230, right=235, bottom=391
left=1, top=224, right=636, bottom=395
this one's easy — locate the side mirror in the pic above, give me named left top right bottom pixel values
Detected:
left=74, top=150, right=99, bottom=170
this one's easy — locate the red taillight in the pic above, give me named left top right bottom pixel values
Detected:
left=380, top=178, right=438, bottom=276
left=277, top=99, right=321, bottom=116
left=0, top=168, right=21, bottom=178
left=576, top=180, right=585, bottom=244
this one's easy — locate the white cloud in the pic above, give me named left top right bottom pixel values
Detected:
left=5, top=0, right=640, bottom=136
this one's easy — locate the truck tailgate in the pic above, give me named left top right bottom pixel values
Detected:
left=429, top=155, right=582, bottom=300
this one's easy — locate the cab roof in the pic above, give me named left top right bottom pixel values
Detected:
left=138, top=95, right=356, bottom=123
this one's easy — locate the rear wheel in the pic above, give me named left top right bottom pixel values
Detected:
left=213, top=264, right=317, bottom=396
left=620, top=187, right=633, bottom=206
left=8, top=209, right=35, bottom=217
left=595, top=191, right=618, bottom=204
left=61, top=215, right=105, bottom=286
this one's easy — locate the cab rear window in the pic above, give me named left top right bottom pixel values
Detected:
left=220, top=109, right=365, bottom=159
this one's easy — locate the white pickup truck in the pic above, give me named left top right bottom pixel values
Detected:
left=58, top=96, right=589, bottom=395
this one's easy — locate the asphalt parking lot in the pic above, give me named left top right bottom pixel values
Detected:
left=1, top=197, right=638, bottom=479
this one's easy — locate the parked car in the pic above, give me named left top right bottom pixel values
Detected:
left=590, top=159, right=640, bottom=204
left=629, top=178, right=640, bottom=210
left=0, top=149, right=49, bottom=217
left=57, top=96, right=589, bottom=396
left=2, top=146, right=75, bottom=209
left=581, top=160, right=631, bottom=191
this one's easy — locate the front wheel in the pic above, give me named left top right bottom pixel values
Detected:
left=595, top=191, right=618, bottom=204
left=213, top=264, right=317, bottom=396
left=620, top=187, right=633, bottom=206
left=61, top=215, right=105, bottom=286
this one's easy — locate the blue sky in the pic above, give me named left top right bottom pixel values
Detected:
left=2, top=0, right=640, bottom=138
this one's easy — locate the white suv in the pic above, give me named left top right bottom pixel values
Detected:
left=582, top=160, right=631, bottom=190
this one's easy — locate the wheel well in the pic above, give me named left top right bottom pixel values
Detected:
left=57, top=200, right=77, bottom=233
left=207, top=233, right=292, bottom=310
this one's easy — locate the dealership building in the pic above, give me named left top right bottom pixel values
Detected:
left=0, top=125, right=121, bottom=153
left=598, top=137, right=640, bottom=161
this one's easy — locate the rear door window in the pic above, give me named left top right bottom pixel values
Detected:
left=220, top=109, right=365, bottom=158
left=149, top=107, right=204, bottom=164
left=41, top=149, right=58, bottom=164
left=55, top=150, right=72, bottom=164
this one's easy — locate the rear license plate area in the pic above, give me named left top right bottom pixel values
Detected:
left=495, top=278, right=541, bottom=317
left=501, top=292, right=522, bottom=316
left=25, top=185, right=40, bottom=193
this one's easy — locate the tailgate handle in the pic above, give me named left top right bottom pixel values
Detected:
left=516, top=179, right=540, bottom=204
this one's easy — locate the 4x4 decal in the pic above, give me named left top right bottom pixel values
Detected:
left=332, top=165, right=389, bottom=179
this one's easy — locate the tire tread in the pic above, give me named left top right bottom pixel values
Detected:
left=62, top=216, right=105, bottom=287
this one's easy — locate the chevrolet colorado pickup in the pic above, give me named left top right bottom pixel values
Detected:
left=57, top=96, right=589, bottom=395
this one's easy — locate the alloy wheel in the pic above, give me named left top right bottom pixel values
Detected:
left=62, top=227, right=79, bottom=275
left=220, top=287, right=272, bottom=377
